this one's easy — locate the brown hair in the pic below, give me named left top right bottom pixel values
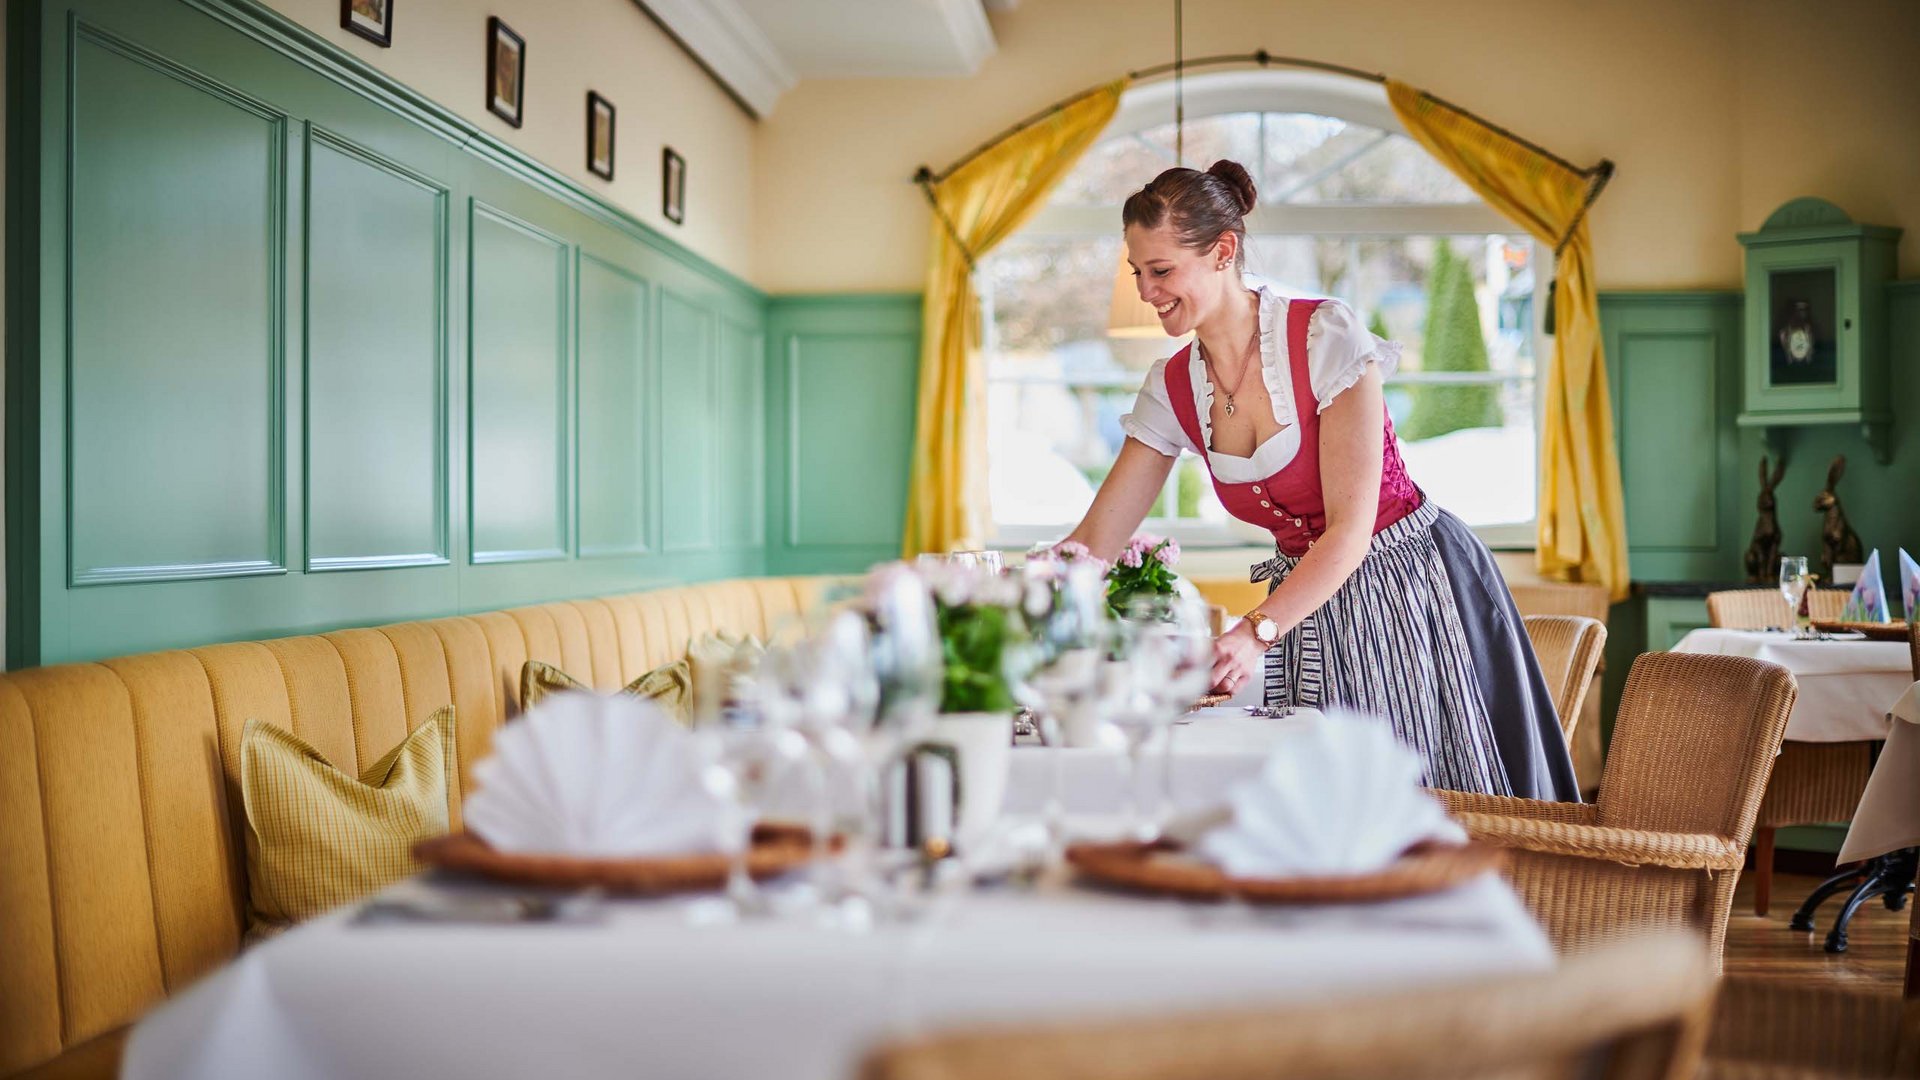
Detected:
left=1121, top=160, right=1257, bottom=268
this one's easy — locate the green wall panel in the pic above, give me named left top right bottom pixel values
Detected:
left=765, top=295, right=921, bottom=576
left=9, top=0, right=776, bottom=666
left=304, top=128, right=447, bottom=571
left=659, top=290, right=716, bottom=553
left=467, top=202, right=570, bottom=564
left=1599, top=292, right=1744, bottom=582
left=718, top=317, right=765, bottom=550
left=577, top=255, right=651, bottom=559
left=67, top=25, right=285, bottom=584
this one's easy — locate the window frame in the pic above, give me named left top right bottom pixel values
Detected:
left=982, top=71, right=1548, bottom=552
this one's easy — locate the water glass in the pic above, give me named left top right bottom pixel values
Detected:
left=1779, top=556, right=1810, bottom=635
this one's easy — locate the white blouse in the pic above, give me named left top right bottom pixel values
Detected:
left=1119, top=278, right=1403, bottom=484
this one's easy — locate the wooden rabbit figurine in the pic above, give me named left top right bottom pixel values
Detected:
left=1814, top=454, right=1864, bottom=581
left=1744, top=455, right=1786, bottom=583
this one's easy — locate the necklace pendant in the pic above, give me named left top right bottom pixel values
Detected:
left=1225, top=397, right=1236, bottom=417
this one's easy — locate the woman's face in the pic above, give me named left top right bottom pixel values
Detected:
left=1124, top=223, right=1232, bottom=337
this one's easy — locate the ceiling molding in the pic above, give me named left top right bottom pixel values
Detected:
left=935, top=0, right=998, bottom=74
left=635, top=0, right=796, bottom=118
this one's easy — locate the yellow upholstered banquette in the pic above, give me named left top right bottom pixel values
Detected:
left=0, top=576, right=839, bottom=1079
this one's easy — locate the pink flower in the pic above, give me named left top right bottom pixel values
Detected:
left=1154, top=539, right=1181, bottom=566
left=1053, top=540, right=1093, bottom=561
left=1118, top=546, right=1144, bottom=568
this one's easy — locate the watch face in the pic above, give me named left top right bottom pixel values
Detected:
left=1787, top=327, right=1812, bottom=361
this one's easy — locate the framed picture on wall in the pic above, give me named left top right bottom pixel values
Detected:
left=341, top=0, right=392, bottom=46
left=486, top=17, right=525, bottom=128
left=586, top=92, right=615, bottom=181
left=662, top=148, right=685, bottom=225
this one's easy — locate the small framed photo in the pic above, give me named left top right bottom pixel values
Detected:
left=586, top=92, right=615, bottom=181
left=662, top=148, right=685, bottom=225
left=486, top=17, right=525, bottom=128
left=341, top=0, right=392, bottom=47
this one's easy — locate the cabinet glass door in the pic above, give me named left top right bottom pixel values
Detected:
left=1766, top=267, right=1838, bottom=387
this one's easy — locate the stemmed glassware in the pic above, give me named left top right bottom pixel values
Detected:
left=1006, top=559, right=1113, bottom=847
left=1780, top=555, right=1811, bottom=637
left=1107, top=590, right=1216, bottom=841
left=693, top=640, right=809, bottom=920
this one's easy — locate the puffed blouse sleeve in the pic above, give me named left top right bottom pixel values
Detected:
left=1305, top=298, right=1404, bottom=414
left=1119, top=355, right=1199, bottom=458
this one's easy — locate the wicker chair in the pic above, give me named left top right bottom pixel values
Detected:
left=1705, top=587, right=1875, bottom=917
left=1436, top=652, right=1795, bottom=970
left=860, top=930, right=1717, bottom=1080
left=1509, top=582, right=1612, bottom=790
left=1523, top=614, right=1607, bottom=741
left=1705, top=586, right=1848, bottom=630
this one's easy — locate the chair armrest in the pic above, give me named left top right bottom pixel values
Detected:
left=1430, top=789, right=1597, bottom=825
left=1453, top=812, right=1745, bottom=871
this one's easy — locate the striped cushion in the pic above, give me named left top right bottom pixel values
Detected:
left=239, top=708, right=456, bottom=933
left=519, top=659, right=693, bottom=724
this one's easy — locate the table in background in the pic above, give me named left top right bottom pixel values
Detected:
left=1669, top=629, right=1912, bottom=742
left=1005, top=707, right=1311, bottom=816
left=123, top=868, right=1549, bottom=1080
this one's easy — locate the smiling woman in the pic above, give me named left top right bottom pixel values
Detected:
left=982, top=95, right=1542, bottom=551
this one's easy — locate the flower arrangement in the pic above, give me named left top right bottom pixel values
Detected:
left=921, top=564, right=1031, bottom=715
left=1105, top=534, right=1182, bottom=619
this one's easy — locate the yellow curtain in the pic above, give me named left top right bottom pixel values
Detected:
left=902, top=80, right=1128, bottom=557
left=1387, top=80, right=1629, bottom=601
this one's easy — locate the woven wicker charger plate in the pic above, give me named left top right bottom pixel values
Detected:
left=1066, top=838, right=1503, bottom=903
left=1810, top=619, right=1910, bottom=642
left=413, top=823, right=818, bottom=896
left=1190, top=691, right=1231, bottom=710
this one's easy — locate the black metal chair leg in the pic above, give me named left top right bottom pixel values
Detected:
left=1791, top=864, right=1871, bottom=931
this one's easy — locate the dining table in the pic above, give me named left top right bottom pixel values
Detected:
left=1668, top=628, right=1914, bottom=743
left=120, top=707, right=1554, bottom=1080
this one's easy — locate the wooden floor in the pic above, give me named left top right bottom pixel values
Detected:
left=1725, top=869, right=1912, bottom=992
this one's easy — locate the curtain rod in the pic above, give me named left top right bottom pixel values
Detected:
left=913, top=51, right=1613, bottom=196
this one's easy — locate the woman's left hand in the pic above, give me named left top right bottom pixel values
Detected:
left=1210, top=622, right=1265, bottom=696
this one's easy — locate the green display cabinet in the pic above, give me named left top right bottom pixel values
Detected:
left=1735, top=198, right=1901, bottom=462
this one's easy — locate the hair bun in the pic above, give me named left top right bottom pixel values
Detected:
left=1206, top=160, right=1257, bottom=214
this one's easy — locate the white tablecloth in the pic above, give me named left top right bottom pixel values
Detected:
left=1005, top=708, right=1307, bottom=815
left=1669, top=629, right=1913, bottom=742
left=123, top=870, right=1549, bottom=1080
left=1837, top=682, right=1920, bottom=862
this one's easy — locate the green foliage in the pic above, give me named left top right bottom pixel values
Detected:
left=1399, top=240, right=1503, bottom=442
left=1106, top=538, right=1181, bottom=619
left=936, top=601, right=1025, bottom=714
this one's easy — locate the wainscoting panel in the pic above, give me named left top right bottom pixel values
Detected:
left=467, top=203, right=571, bottom=564
left=1599, top=292, right=1744, bottom=582
left=304, top=129, right=448, bottom=572
left=659, top=290, right=717, bottom=554
left=10, top=0, right=769, bottom=665
left=718, top=317, right=765, bottom=551
left=576, top=255, right=652, bottom=559
left=65, top=24, right=286, bottom=585
left=765, top=295, right=921, bottom=575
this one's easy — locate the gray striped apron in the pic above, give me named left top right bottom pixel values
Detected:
left=1252, top=498, right=1515, bottom=796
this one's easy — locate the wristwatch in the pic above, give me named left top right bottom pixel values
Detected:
left=1243, top=611, right=1281, bottom=648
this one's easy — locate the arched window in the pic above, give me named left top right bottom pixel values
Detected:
left=983, top=72, right=1542, bottom=549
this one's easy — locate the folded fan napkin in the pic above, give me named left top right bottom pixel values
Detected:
left=1840, top=549, right=1890, bottom=623
left=464, top=692, right=726, bottom=856
left=1900, top=548, right=1919, bottom=621
left=1197, top=710, right=1465, bottom=877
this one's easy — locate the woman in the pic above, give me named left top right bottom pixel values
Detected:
left=1062, top=160, right=1578, bottom=801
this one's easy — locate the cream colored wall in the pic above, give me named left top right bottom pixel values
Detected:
left=264, top=0, right=756, bottom=281
left=753, top=0, right=1920, bottom=294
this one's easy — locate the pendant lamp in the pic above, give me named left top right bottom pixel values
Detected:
left=1106, top=0, right=1185, bottom=339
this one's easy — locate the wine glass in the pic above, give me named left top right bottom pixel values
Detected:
left=1006, top=559, right=1112, bottom=847
left=1779, top=556, right=1810, bottom=636
left=1112, top=591, right=1215, bottom=840
left=693, top=641, right=808, bottom=920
